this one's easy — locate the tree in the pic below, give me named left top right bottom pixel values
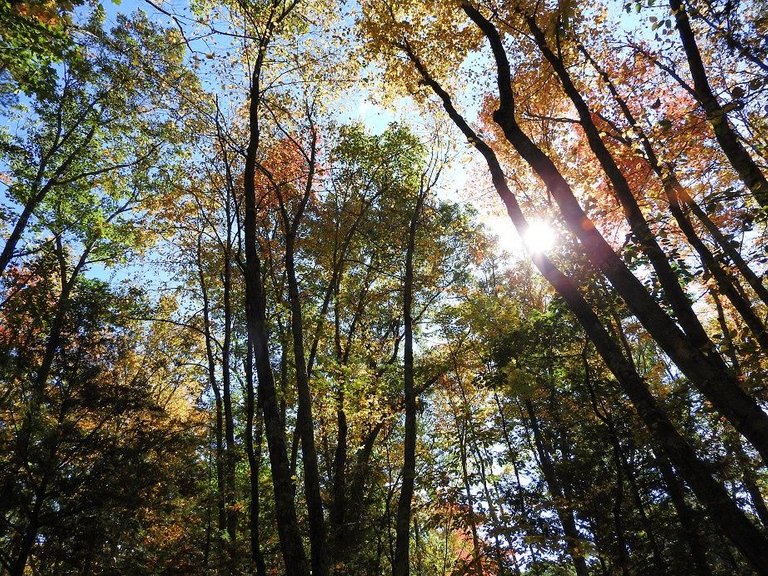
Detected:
left=1, top=7, right=196, bottom=278
left=0, top=260, right=206, bottom=575
left=0, top=0, right=82, bottom=100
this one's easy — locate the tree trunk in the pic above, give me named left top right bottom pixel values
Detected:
left=527, top=16, right=710, bottom=350
left=0, top=121, right=97, bottom=278
left=245, top=338, right=267, bottom=576
left=197, top=238, right=227, bottom=565
left=10, top=491, right=44, bottom=576
left=457, top=421, right=484, bottom=575
left=242, top=36, right=308, bottom=575
left=580, top=41, right=768, bottom=349
left=331, top=389, right=348, bottom=552
left=284, top=227, right=329, bottom=576
left=222, top=235, right=238, bottom=558
left=670, top=0, right=768, bottom=208
left=655, top=453, right=713, bottom=576
left=393, top=185, right=426, bottom=576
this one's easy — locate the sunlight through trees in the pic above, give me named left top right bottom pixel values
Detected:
left=2, top=0, right=768, bottom=574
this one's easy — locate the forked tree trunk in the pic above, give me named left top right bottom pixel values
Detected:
left=242, top=24, right=308, bottom=574
left=284, top=224, right=329, bottom=576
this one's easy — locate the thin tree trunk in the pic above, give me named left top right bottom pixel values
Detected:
left=330, top=275, right=348, bottom=558
left=0, top=121, right=97, bottom=278
left=245, top=337, right=267, bottom=576
left=457, top=421, right=484, bottom=575
left=452, top=368, right=514, bottom=574
left=10, top=490, right=44, bottom=576
left=346, top=420, right=385, bottom=540
left=611, top=460, right=631, bottom=576
left=284, top=227, right=328, bottom=576
left=242, top=12, right=308, bottom=572
left=331, top=388, right=348, bottom=551
left=580, top=43, right=768, bottom=308
left=393, top=184, right=427, bottom=576
left=263, top=117, right=329, bottom=576
left=581, top=366, right=630, bottom=576
left=579, top=41, right=768, bottom=348
left=222, top=235, right=238, bottom=555
left=622, top=450, right=666, bottom=574
left=583, top=362, right=666, bottom=575
left=526, top=15, right=711, bottom=349
left=197, top=236, right=227, bottom=562
left=655, top=453, right=714, bottom=576
left=725, top=432, right=768, bottom=528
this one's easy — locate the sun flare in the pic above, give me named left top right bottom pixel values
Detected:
left=523, top=220, right=556, bottom=254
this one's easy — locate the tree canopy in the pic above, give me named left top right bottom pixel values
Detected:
left=2, top=0, right=768, bottom=575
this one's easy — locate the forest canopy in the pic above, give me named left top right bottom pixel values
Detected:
left=2, top=0, right=768, bottom=575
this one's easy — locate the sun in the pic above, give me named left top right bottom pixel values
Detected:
left=483, top=215, right=557, bottom=256
left=523, top=220, right=556, bottom=254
